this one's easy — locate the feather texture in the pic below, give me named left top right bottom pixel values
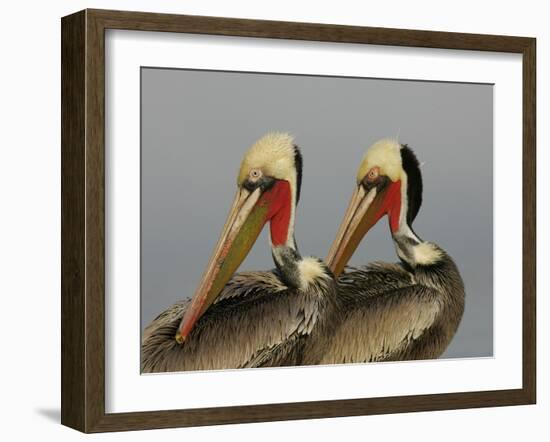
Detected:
left=141, top=265, right=338, bottom=373
left=319, top=250, right=465, bottom=364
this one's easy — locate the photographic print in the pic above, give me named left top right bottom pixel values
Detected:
left=140, top=68, right=492, bottom=373
left=61, top=9, right=535, bottom=431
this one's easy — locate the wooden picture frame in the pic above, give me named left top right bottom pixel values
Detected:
left=61, top=8, right=536, bottom=433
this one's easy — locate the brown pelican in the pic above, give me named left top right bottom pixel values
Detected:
left=141, top=133, right=337, bottom=373
left=320, top=139, right=465, bottom=364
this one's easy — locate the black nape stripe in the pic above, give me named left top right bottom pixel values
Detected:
left=400, top=144, right=423, bottom=225
left=293, top=144, right=303, bottom=204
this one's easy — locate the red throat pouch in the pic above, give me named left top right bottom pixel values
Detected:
left=259, top=180, right=293, bottom=246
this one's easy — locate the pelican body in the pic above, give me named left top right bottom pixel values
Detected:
left=141, top=133, right=338, bottom=373
left=321, top=139, right=465, bottom=364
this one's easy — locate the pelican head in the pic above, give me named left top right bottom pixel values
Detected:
left=176, top=132, right=303, bottom=343
left=326, top=138, right=424, bottom=276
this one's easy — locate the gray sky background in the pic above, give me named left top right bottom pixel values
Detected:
left=141, top=68, right=493, bottom=359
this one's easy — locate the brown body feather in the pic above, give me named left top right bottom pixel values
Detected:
left=142, top=265, right=338, bottom=373
left=320, top=249, right=465, bottom=364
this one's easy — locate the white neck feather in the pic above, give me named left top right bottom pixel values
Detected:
left=392, top=174, right=442, bottom=267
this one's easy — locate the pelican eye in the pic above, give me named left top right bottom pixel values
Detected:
left=366, top=167, right=380, bottom=182
left=362, top=166, right=387, bottom=191
left=249, top=168, right=263, bottom=180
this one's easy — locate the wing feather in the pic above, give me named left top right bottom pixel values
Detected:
left=141, top=270, right=330, bottom=373
left=320, top=263, right=442, bottom=364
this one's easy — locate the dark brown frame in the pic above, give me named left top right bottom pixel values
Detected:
left=61, top=8, right=536, bottom=433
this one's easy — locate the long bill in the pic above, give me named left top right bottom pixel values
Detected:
left=175, top=187, right=268, bottom=343
left=326, top=185, right=389, bottom=277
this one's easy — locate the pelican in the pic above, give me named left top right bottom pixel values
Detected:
left=141, top=133, right=338, bottom=372
left=320, top=139, right=465, bottom=364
